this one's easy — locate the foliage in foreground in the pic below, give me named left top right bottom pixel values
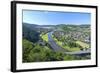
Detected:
left=23, top=39, right=90, bottom=63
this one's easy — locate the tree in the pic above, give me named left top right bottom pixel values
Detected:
left=22, top=39, right=34, bottom=62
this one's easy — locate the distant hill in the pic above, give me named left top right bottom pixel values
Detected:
left=55, top=24, right=90, bottom=31
left=23, top=23, right=56, bottom=30
left=23, top=23, right=39, bottom=30
left=23, top=23, right=90, bottom=31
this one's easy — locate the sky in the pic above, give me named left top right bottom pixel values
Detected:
left=23, top=10, right=91, bottom=25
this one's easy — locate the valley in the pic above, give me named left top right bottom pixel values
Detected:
left=22, top=23, right=91, bottom=62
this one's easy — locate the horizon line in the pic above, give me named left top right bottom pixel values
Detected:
left=23, top=22, right=91, bottom=25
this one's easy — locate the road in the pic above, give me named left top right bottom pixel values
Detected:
left=48, top=31, right=91, bottom=55
left=65, top=50, right=90, bottom=55
left=48, top=31, right=66, bottom=52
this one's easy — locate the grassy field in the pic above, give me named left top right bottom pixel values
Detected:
left=63, top=46, right=81, bottom=52
left=76, top=41, right=90, bottom=49
left=40, top=33, right=48, bottom=42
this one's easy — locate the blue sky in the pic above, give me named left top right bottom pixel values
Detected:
left=23, top=10, right=91, bottom=25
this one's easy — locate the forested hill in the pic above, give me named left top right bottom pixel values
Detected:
left=23, top=23, right=39, bottom=30
left=55, top=24, right=90, bottom=31
left=23, top=23, right=40, bottom=43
